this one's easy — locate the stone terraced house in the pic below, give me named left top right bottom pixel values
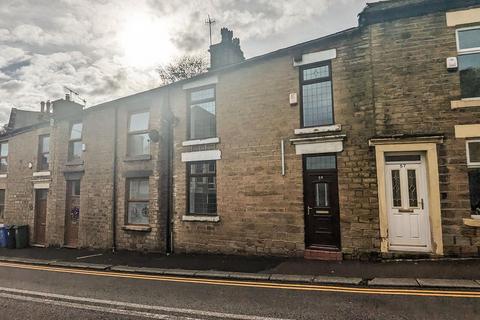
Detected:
left=1, top=0, right=480, bottom=260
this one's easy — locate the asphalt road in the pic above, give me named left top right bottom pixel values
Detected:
left=0, top=262, right=478, bottom=319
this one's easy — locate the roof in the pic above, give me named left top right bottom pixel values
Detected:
left=7, top=108, right=50, bottom=130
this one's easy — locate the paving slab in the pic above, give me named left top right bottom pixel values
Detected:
left=313, top=276, right=363, bottom=285
left=417, top=278, right=480, bottom=289
left=193, top=270, right=230, bottom=279
left=49, top=261, right=111, bottom=270
left=368, top=278, right=419, bottom=287
left=269, top=274, right=314, bottom=283
left=227, top=272, right=271, bottom=281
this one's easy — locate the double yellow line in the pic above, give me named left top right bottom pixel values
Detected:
left=1, top=261, right=479, bottom=299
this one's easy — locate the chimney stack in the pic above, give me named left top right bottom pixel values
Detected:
left=209, top=28, right=245, bottom=70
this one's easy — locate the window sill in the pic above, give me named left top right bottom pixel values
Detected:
left=33, top=171, right=50, bottom=177
left=0, top=174, right=7, bottom=179
left=463, top=217, right=480, bottom=227
left=182, top=215, right=220, bottom=222
left=66, top=160, right=84, bottom=166
left=182, top=137, right=220, bottom=147
left=124, top=155, right=151, bottom=162
left=294, top=124, right=342, bottom=135
left=451, top=98, right=480, bottom=109
left=122, top=225, right=152, bottom=232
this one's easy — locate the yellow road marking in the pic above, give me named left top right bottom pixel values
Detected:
left=0, top=261, right=479, bottom=299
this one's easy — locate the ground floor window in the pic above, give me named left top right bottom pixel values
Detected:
left=126, top=178, right=149, bottom=225
left=0, top=189, right=4, bottom=219
left=469, top=170, right=480, bottom=215
left=188, top=161, right=217, bottom=215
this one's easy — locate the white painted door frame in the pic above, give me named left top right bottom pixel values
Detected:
left=384, top=154, right=432, bottom=252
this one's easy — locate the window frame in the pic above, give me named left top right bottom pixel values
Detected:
left=455, top=26, right=480, bottom=100
left=467, top=139, right=480, bottom=168
left=68, top=122, right=83, bottom=162
left=187, top=85, right=217, bottom=140
left=38, top=134, right=50, bottom=171
left=0, top=189, right=5, bottom=219
left=186, top=160, right=217, bottom=216
left=127, top=110, right=150, bottom=157
left=0, top=142, right=7, bottom=173
left=456, top=26, right=480, bottom=54
left=299, top=61, right=335, bottom=129
left=125, top=177, right=150, bottom=225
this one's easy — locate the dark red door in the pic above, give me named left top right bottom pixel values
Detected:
left=64, top=180, right=80, bottom=248
left=304, top=155, right=341, bottom=250
left=34, top=189, right=48, bottom=245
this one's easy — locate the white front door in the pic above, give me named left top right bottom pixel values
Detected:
left=385, top=154, right=431, bottom=252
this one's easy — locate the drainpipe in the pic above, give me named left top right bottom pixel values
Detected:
left=165, top=89, right=174, bottom=254
left=111, top=107, right=118, bottom=253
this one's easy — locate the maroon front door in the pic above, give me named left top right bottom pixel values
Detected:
left=34, top=189, right=48, bottom=245
left=64, top=180, right=80, bottom=248
left=303, top=155, right=341, bottom=250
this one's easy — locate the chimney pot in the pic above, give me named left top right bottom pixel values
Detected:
left=40, top=101, right=45, bottom=113
left=210, top=28, right=245, bottom=70
left=65, top=93, right=71, bottom=101
left=46, top=101, right=51, bottom=113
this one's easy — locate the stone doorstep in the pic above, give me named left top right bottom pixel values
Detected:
left=304, top=249, right=342, bottom=261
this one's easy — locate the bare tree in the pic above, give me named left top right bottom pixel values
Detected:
left=157, top=55, right=208, bottom=84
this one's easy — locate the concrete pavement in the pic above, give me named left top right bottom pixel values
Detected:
left=0, top=261, right=479, bottom=319
left=1, top=247, right=480, bottom=289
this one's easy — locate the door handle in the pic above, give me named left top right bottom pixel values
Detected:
left=421, top=198, right=424, bottom=210
left=307, top=206, right=312, bottom=216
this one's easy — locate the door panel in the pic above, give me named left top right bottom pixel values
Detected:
left=385, top=158, right=431, bottom=251
left=64, top=180, right=80, bottom=248
left=34, top=189, right=48, bottom=245
left=304, top=171, right=340, bottom=250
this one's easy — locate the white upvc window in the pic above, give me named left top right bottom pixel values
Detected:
left=467, top=140, right=480, bottom=167
left=455, top=26, right=480, bottom=99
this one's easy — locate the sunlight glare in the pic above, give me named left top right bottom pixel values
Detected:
left=119, top=13, right=176, bottom=68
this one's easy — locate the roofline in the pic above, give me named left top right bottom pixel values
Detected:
left=79, top=0, right=480, bottom=113
left=87, top=26, right=358, bottom=112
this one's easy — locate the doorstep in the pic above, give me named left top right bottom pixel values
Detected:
left=304, top=249, right=342, bottom=261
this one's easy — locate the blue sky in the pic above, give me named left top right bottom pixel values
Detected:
left=0, top=0, right=379, bottom=124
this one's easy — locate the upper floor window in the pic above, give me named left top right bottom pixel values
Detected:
left=38, top=135, right=50, bottom=171
left=188, top=87, right=216, bottom=139
left=456, top=26, right=480, bottom=99
left=68, top=122, right=83, bottom=161
left=127, top=111, right=150, bottom=157
left=300, top=62, right=334, bottom=127
left=0, top=142, right=8, bottom=173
